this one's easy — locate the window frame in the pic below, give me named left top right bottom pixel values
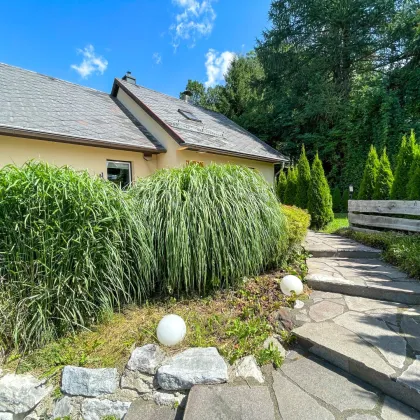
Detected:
left=106, top=160, right=132, bottom=189
left=178, top=109, right=202, bottom=123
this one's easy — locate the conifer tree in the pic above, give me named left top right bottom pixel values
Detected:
left=373, top=148, right=394, bottom=200
left=358, top=145, right=379, bottom=200
left=391, top=131, right=417, bottom=199
left=407, top=147, right=420, bottom=199
left=276, top=170, right=287, bottom=202
left=308, top=154, right=334, bottom=229
left=408, top=165, right=420, bottom=200
left=332, top=187, right=342, bottom=213
left=342, top=189, right=350, bottom=212
left=284, top=167, right=298, bottom=205
left=296, top=145, right=311, bottom=209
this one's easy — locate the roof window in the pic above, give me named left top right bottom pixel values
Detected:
left=178, top=109, right=201, bottom=122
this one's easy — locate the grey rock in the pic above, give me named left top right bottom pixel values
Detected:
left=397, top=356, right=420, bottom=392
left=120, top=370, right=156, bottom=394
left=233, top=356, right=264, bottom=383
left=310, top=291, right=344, bottom=300
left=125, top=400, right=180, bottom=420
left=281, top=357, right=378, bottom=411
left=347, top=415, right=379, bottom=420
left=157, top=347, right=228, bottom=391
left=0, top=413, right=13, bottom=420
left=272, top=371, right=334, bottom=420
left=81, top=399, right=131, bottom=420
left=401, top=315, right=420, bottom=351
left=52, top=396, right=73, bottom=419
left=344, top=296, right=400, bottom=312
left=61, top=366, right=118, bottom=397
left=152, top=391, right=186, bottom=407
left=126, top=344, right=166, bottom=374
left=286, top=350, right=301, bottom=361
left=308, top=300, right=344, bottom=322
left=184, top=385, right=275, bottom=420
left=263, top=336, right=286, bottom=358
left=381, top=396, right=420, bottom=420
left=0, top=373, right=52, bottom=414
left=334, top=311, right=406, bottom=369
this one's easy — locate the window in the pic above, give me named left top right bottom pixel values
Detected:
left=178, top=109, right=201, bottom=122
left=107, top=160, right=132, bottom=189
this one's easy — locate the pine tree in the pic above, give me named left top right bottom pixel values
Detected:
left=284, top=167, right=298, bottom=205
left=332, top=187, right=342, bottom=213
left=276, top=170, right=287, bottom=202
left=358, top=145, right=379, bottom=200
left=296, top=145, right=311, bottom=209
left=342, top=190, right=350, bottom=212
left=391, top=131, right=417, bottom=200
left=373, top=148, right=394, bottom=200
left=308, top=154, right=334, bottom=229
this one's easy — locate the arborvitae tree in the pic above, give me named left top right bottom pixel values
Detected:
left=407, top=147, right=420, bottom=199
left=342, top=190, right=350, bottom=212
left=358, top=145, right=379, bottom=200
left=408, top=165, right=420, bottom=200
left=391, top=131, right=417, bottom=199
left=284, top=167, right=298, bottom=205
left=276, top=170, right=287, bottom=202
left=373, top=148, right=394, bottom=200
left=332, top=187, right=342, bottom=213
left=308, top=154, right=334, bottom=229
left=296, top=145, right=311, bottom=209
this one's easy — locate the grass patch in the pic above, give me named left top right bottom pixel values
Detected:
left=6, top=265, right=309, bottom=383
left=338, top=228, right=420, bottom=279
left=319, top=213, right=349, bottom=233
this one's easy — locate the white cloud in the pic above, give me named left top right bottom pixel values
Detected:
left=71, top=45, right=108, bottom=78
left=170, top=0, right=216, bottom=49
left=204, top=49, right=235, bottom=88
left=153, top=52, right=162, bottom=65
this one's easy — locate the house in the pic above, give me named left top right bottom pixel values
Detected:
left=0, top=63, right=287, bottom=186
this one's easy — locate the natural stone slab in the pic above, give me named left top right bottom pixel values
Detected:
left=127, top=344, right=166, bottom=374
left=233, top=356, right=264, bottom=383
left=52, top=396, right=73, bottom=419
left=61, top=366, right=118, bottom=397
left=334, top=311, right=406, bottom=369
left=0, top=413, right=13, bottom=420
left=310, top=290, right=344, bottom=300
left=81, top=398, right=131, bottom=420
left=184, top=385, right=275, bottom=420
left=344, top=296, right=401, bottom=312
left=157, top=347, right=228, bottom=391
left=272, top=372, right=334, bottom=420
left=381, top=396, right=420, bottom=420
left=397, top=356, right=420, bottom=392
left=125, top=400, right=180, bottom=420
left=263, top=336, right=286, bottom=358
left=347, top=415, right=379, bottom=420
left=0, top=373, right=52, bottom=414
left=308, top=300, right=344, bottom=322
left=281, top=357, right=378, bottom=411
left=401, top=315, right=420, bottom=351
left=121, top=370, right=156, bottom=394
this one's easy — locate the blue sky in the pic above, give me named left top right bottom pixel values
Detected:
left=0, top=0, right=272, bottom=97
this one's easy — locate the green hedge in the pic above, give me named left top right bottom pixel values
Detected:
left=282, top=205, right=311, bottom=247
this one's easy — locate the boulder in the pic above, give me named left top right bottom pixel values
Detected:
left=0, top=373, right=52, bottom=414
left=126, top=344, right=166, bottom=375
left=61, top=366, right=118, bottom=397
left=152, top=391, right=186, bottom=407
left=120, top=370, right=156, bottom=394
left=52, top=396, right=73, bottom=419
left=233, top=356, right=264, bottom=383
left=81, top=399, right=131, bottom=420
left=157, top=347, right=228, bottom=391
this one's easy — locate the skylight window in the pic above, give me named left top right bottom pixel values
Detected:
left=178, top=109, right=201, bottom=122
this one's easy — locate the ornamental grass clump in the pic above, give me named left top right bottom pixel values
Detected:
left=131, top=164, right=288, bottom=295
left=0, top=162, right=154, bottom=350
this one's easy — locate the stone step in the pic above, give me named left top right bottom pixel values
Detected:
left=304, top=231, right=381, bottom=258
left=306, top=257, right=420, bottom=304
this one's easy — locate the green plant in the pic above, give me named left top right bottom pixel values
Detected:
left=408, top=149, right=420, bottom=200
left=373, top=148, right=394, bottom=200
left=391, top=131, right=417, bottom=199
left=332, top=187, right=342, bottom=212
left=319, top=213, right=349, bottom=234
left=284, top=167, right=298, bottom=205
left=281, top=205, right=311, bottom=247
left=131, top=164, right=288, bottom=295
left=256, top=342, right=283, bottom=368
left=342, top=190, right=350, bottom=212
left=276, top=170, right=287, bottom=203
left=358, top=145, right=379, bottom=200
left=0, top=162, right=154, bottom=351
left=296, top=145, right=311, bottom=209
left=308, top=154, right=334, bottom=229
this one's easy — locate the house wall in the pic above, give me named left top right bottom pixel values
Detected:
left=116, top=89, right=275, bottom=184
left=0, top=135, right=158, bottom=179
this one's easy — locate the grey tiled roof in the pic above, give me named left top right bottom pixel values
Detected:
left=117, top=79, right=287, bottom=162
left=0, top=63, right=163, bottom=151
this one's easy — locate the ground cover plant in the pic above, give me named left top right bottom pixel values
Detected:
left=131, top=164, right=289, bottom=296
left=0, top=162, right=155, bottom=351
left=319, top=214, right=349, bottom=234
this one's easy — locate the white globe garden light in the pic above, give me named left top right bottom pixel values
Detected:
left=157, top=314, right=187, bottom=347
left=280, top=275, right=303, bottom=296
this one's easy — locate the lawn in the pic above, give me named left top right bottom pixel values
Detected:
left=319, top=213, right=349, bottom=233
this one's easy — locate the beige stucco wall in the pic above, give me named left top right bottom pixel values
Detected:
left=0, top=135, right=157, bottom=179
left=116, top=89, right=275, bottom=184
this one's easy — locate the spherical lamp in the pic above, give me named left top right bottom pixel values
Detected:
left=280, top=275, right=303, bottom=296
left=156, top=314, right=187, bottom=347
